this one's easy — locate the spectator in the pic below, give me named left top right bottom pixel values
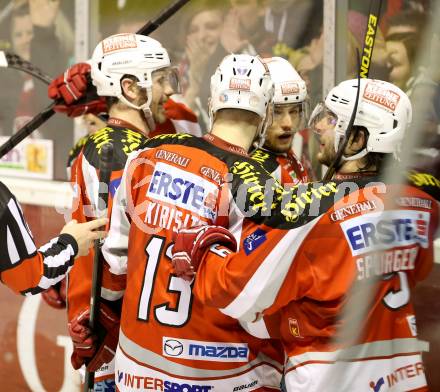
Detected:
left=0, top=2, right=38, bottom=136
left=385, top=9, right=427, bottom=88
left=179, top=1, right=226, bottom=131
left=221, top=0, right=276, bottom=56
left=264, top=0, right=323, bottom=49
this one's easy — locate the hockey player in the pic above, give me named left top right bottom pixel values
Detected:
left=0, top=181, right=107, bottom=294
left=251, top=57, right=309, bottom=185
left=171, top=78, right=439, bottom=391
left=47, top=33, right=187, bottom=387
left=100, top=53, right=287, bottom=391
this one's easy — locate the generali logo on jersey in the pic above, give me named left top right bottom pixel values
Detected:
left=330, top=200, right=378, bottom=221
left=363, top=82, right=401, bottom=111
left=281, top=82, right=299, bottom=95
left=229, top=77, right=251, bottom=91
left=102, top=33, right=137, bottom=53
left=200, top=166, right=222, bottom=185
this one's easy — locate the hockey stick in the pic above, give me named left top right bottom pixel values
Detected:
left=0, top=50, right=53, bottom=84
left=323, top=0, right=383, bottom=181
left=0, top=0, right=191, bottom=159
left=322, top=2, right=440, bottom=390
left=84, top=142, right=114, bottom=391
left=0, top=102, right=56, bottom=158
left=81, top=1, right=192, bottom=389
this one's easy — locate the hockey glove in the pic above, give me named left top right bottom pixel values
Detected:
left=48, top=62, right=107, bottom=117
left=172, top=225, right=237, bottom=281
left=68, top=303, right=120, bottom=372
left=41, top=279, right=66, bottom=309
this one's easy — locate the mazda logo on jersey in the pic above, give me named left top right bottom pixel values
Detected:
left=163, top=337, right=249, bottom=362
left=163, top=339, right=184, bottom=357
left=147, top=162, right=219, bottom=220
left=340, top=210, right=430, bottom=256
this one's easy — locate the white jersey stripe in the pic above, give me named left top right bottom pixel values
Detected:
left=6, top=225, right=20, bottom=264
left=221, top=216, right=320, bottom=321
left=8, top=198, right=36, bottom=255
left=285, top=338, right=429, bottom=369
left=170, top=118, right=202, bottom=137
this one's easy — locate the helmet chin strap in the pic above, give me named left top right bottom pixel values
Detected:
left=253, top=105, right=272, bottom=149
left=334, top=131, right=368, bottom=163
left=118, top=87, right=156, bottom=132
left=253, top=118, right=268, bottom=149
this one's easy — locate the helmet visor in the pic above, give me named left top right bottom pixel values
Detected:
left=150, top=66, right=181, bottom=95
left=308, top=102, right=338, bottom=134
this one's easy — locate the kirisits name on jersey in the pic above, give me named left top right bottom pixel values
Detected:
left=341, top=210, right=430, bottom=280
left=163, top=337, right=249, bottom=362
left=147, top=162, right=218, bottom=220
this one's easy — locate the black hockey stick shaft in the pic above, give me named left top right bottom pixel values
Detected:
left=0, top=0, right=192, bottom=160
left=84, top=142, right=114, bottom=391
left=0, top=50, right=53, bottom=84
left=137, top=0, right=191, bottom=35
left=0, top=102, right=56, bottom=158
left=359, top=0, right=383, bottom=78
left=323, top=0, right=383, bottom=181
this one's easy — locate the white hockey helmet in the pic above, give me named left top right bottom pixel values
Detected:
left=90, top=33, right=172, bottom=127
left=310, top=78, right=412, bottom=159
left=209, top=54, right=274, bottom=146
left=264, top=57, right=307, bottom=105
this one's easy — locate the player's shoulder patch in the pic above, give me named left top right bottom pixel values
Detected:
left=251, top=148, right=278, bottom=174
left=67, top=134, right=90, bottom=168
left=82, top=126, right=147, bottom=170
left=144, top=132, right=194, bottom=148
left=407, top=170, right=440, bottom=201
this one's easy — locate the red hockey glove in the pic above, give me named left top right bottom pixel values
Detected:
left=48, top=62, right=107, bottom=117
left=68, top=303, right=120, bottom=372
left=41, top=279, right=66, bottom=309
left=172, top=225, right=237, bottom=281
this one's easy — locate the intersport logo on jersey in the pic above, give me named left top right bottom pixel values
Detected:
left=163, top=337, right=249, bottom=362
left=117, top=371, right=213, bottom=391
left=341, top=210, right=430, bottom=256
left=147, top=162, right=219, bottom=220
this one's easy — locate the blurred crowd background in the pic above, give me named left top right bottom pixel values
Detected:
left=0, top=0, right=438, bottom=180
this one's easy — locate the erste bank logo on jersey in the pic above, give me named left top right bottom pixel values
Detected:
left=147, top=162, right=219, bottom=220
left=341, top=210, right=430, bottom=256
left=117, top=371, right=213, bottom=391
left=163, top=337, right=249, bottom=362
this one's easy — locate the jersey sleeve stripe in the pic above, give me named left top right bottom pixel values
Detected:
left=285, top=338, right=429, bottom=371
left=220, top=217, right=319, bottom=321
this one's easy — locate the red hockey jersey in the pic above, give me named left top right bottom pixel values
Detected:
left=102, top=134, right=286, bottom=391
left=251, top=147, right=309, bottom=186
left=193, top=176, right=439, bottom=391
